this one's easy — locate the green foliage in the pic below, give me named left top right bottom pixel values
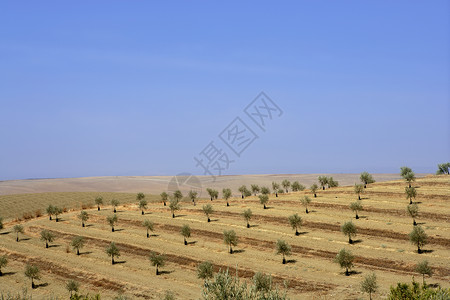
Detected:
left=160, top=192, right=169, bottom=203
left=327, top=177, right=338, bottom=188
left=360, top=172, right=375, bottom=186
left=111, top=199, right=120, bottom=209
left=181, top=224, right=191, bottom=241
left=360, top=273, right=377, bottom=299
left=271, top=182, right=280, bottom=193
left=202, top=269, right=288, bottom=300
left=94, top=196, right=103, bottom=206
left=387, top=281, right=450, bottom=299
left=71, top=236, right=85, bottom=255
left=24, top=264, right=40, bottom=287
left=400, top=166, right=413, bottom=177
left=78, top=210, right=89, bottom=226
left=276, top=240, right=291, bottom=264
left=161, top=291, right=176, bottom=300
left=310, top=183, right=318, bottom=196
left=405, top=187, right=417, bottom=204
left=416, top=260, right=432, bottom=285
left=341, top=221, right=357, bottom=243
left=0, top=255, right=8, bottom=275
left=197, top=261, right=214, bottom=280
left=318, top=176, right=328, bottom=189
left=223, top=230, right=238, bottom=254
left=169, top=199, right=180, bottom=217
left=291, top=181, right=305, bottom=192
left=409, top=226, right=427, bottom=253
left=40, top=229, right=55, bottom=247
left=188, top=190, right=198, bottom=203
left=354, top=184, right=364, bottom=199
left=259, top=195, right=269, bottom=209
left=149, top=252, right=166, bottom=275
left=136, top=192, right=145, bottom=201
left=222, top=188, right=232, bottom=201
left=66, top=280, right=80, bottom=295
left=142, top=219, right=154, bottom=236
left=407, top=204, right=419, bottom=222
left=404, top=171, right=416, bottom=186
left=53, top=206, right=63, bottom=220
left=300, top=196, right=311, bottom=213
left=436, top=162, right=450, bottom=175
left=46, top=205, right=55, bottom=219
left=243, top=209, right=252, bottom=223
left=203, top=204, right=214, bottom=221
left=334, top=249, right=354, bottom=275
left=251, top=184, right=260, bottom=195
left=281, top=180, right=291, bottom=192
left=288, top=214, right=302, bottom=235
left=138, top=199, right=148, bottom=212
left=107, top=214, right=118, bottom=230
left=350, top=202, right=362, bottom=219
left=13, top=224, right=24, bottom=234
left=260, top=187, right=270, bottom=195
left=173, top=190, right=183, bottom=202
left=105, top=242, right=120, bottom=264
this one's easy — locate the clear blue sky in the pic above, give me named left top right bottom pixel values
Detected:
left=1, top=1, right=449, bottom=180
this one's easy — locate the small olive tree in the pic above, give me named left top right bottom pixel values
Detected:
left=106, top=242, right=120, bottom=264
left=160, top=192, right=168, bottom=206
left=169, top=200, right=180, bottom=218
left=310, top=183, right=318, bottom=198
left=407, top=204, right=419, bottom=226
left=281, top=180, right=291, bottom=193
left=260, top=186, right=270, bottom=195
left=137, top=192, right=147, bottom=214
left=276, top=239, right=291, bottom=264
left=95, top=196, right=103, bottom=211
left=243, top=209, right=252, bottom=228
left=66, top=280, right=80, bottom=297
left=107, top=214, right=118, bottom=232
left=335, top=248, right=354, bottom=276
left=354, top=184, right=364, bottom=200
left=173, top=190, right=183, bottom=202
left=350, top=202, right=362, bottom=219
left=404, top=171, right=416, bottom=188
left=360, top=172, right=375, bottom=188
left=341, top=221, right=357, bottom=244
left=405, top=187, right=417, bottom=204
left=188, top=190, right=198, bottom=206
left=291, top=181, right=305, bottom=192
left=288, top=214, right=302, bottom=235
left=40, top=229, right=55, bottom=248
left=111, top=199, right=119, bottom=213
left=197, top=261, right=214, bottom=280
left=203, top=204, right=213, bottom=222
left=0, top=255, right=8, bottom=276
left=71, top=236, right=85, bottom=255
left=46, top=205, right=55, bottom=220
left=318, top=176, right=328, bottom=190
left=223, top=188, right=232, bottom=207
left=181, top=224, right=191, bottom=245
left=272, top=182, right=280, bottom=197
left=223, top=230, right=238, bottom=254
left=149, top=252, right=166, bottom=275
left=251, top=184, right=260, bottom=196
left=259, top=194, right=269, bottom=209
left=410, top=226, right=427, bottom=254
left=360, top=272, right=377, bottom=300
left=436, top=162, right=450, bottom=175
left=24, top=264, right=40, bottom=289
left=78, top=210, right=89, bottom=227
left=415, top=260, right=432, bottom=286
left=13, top=224, right=24, bottom=242
left=300, top=196, right=312, bottom=213
left=143, top=219, right=154, bottom=238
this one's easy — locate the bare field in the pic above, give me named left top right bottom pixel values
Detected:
left=0, top=175, right=449, bottom=299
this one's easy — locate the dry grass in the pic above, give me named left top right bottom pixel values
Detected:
left=0, top=175, right=448, bottom=299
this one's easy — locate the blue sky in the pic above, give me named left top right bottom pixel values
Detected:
left=0, top=1, right=449, bottom=180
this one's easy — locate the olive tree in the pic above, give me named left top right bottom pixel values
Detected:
left=143, top=219, right=154, bottom=238
left=160, top=192, right=168, bottom=206
left=407, top=204, right=419, bottom=226
left=318, top=176, right=328, bottom=190
left=173, top=190, right=183, bottom=202
left=350, top=202, right=362, bottom=219
left=149, top=252, right=166, bottom=275
left=181, top=224, right=191, bottom=245
left=40, top=229, right=55, bottom=248
left=310, top=183, right=318, bottom=198
left=222, top=188, right=232, bottom=206
left=46, top=205, right=55, bottom=220
left=360, top=172, right=375, bottom=188
left=169, top=200, right=180, bottom=218
left=272, top=182, right=280, bottom=197
left=188, top=190, right=198, bottom=206
left=107, top=214, right=118, bottom=232
left=259, top=194, right=269, bottom=209
left=288, top=213, right=302, bottom=235
left=253, top=272, right=273, bottom=293
left=281, top=180, right=291, bottom=193
left=436, top=162, right=450, bottom=175
left=66, top=280, right=80, bottom=297
left=54, top=206, right=63, bottom=222
left=405, top=186, right=417, bottom=204
left=260, top=186, right=270, bottom=195
left=238, top=185, right=247, bottom=199
left=13, top=224, right=24, bottom=242
left=0, top=217, right=3, bottom=231
left=354, top=184, right=364, bottom=200
left=207, top=188, right=218, bottom=201
left=137, top=192, right=147, bottom=214
left=410, top=225, right=427, bottom=254
left=360, top=272, right=377, bottom=300
left=251, top=184, right=260, bottom=196
left=243, top=209, right=252, bottom=228
left=95, top=196, right=103, bottom=211
left=197, top=261, right=214, bottom=280
left=111, top=199, right=119, bottom=213
left=404, top=171, right=416, bottom=188
left=341, top=221, right=357, bottom=244
left=335, top=248, right=354, bottom=276
left=78, top=210, right=89, bottom=227
left=203, top=204, right=213, bottom=222
left=24, top=264, right=40, bottom=289
left=415, top=260, right=432, bottom=286
left=291, top=181, right=305, bottom=192
left=400, top=166, right=413, bottom=177
left=71, top=236, right=85, bottom=255
left=223, top=230, right=238, bottom=254
left=105, top=242, right=120, bottom=264
left=300, top=196, right=312, bottom=213
left=276, top=239, right=291, bottom=264
left=327, top=177, right=339, bottom=188
left=0, top=255, right=8, bottom=276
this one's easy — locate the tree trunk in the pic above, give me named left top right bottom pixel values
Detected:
left=49, top=216, right=52, bottom=220
left=322, top=186, right=325, bottom=190
left=314, top=193, right=316, bottom=198
left=413, top=219, right=416, bottom=226
left=345, top=268, right=349, bottom=276
left=147, top=231, right=149, bottom=238
left=210, top=197, right=213, bottom=201
left=114, top=208, right=116, bottom=213
left=82, top=222, right=85, bottom=227
left=56, top=217, right=59, bottom=222
left=98, top=206, right=100, bottom=211
left=77, top=249, right=80, bottom=255
left=156, top=266, right=159, bottom=275
left=356, top=214, right=359, bottom=219
left=142, top=210, right=144, bottom=215
left=207, top=217, right=210, bottom=222
left=0, top=270, right=2, bottom=276
left=184, top=238, right=187, bottom=245
left=275, top=193, right=278, bottom=197
left=410, top=199, right=412, bottom=204
left=418, top=245, right=421, bottom=254
left=112, top=227, right=114, bottom=232
left=241, top=194, right=244, bottom=199
left=46, top=242, right=48, bottom=248
left=229, top=246, right=233, bottom=254
left=227, top=202, right=229, bottom=207
left=247, top=222, right=250, bottom=228
left=164, top=202, right=166, bottom=206
left=282, top=256, right=286, bottom=264
left=364, top=184, right=367, bottom=188
left=172, top=213, right=175, bottom=218
left=112, top=257, right=114, bottom=264
left=264, top=204, right=266, bottom=209
left=306, top=208, right=309, bottom=214
left=349, top=237, right=353, bottom=244
left=295, top=229, right=299, bottom=236
left=409, top=183, right=411, bottom=188
left=32, top=279, right=35, bottom=289
left=16, top=235, right=19, bottom=242
left=358, top=195, right=361, bottom=200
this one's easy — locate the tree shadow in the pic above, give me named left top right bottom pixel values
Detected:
left=427, top=283, right=440, bottom=288
left=48, top=244, right=61, bottom=248
left=34, top=282, right=49, bottom=289
left=114, top=228, right=124, bottom=232
left=414, top=201, right=423, bottom=204
left=158, top=270, right=174, bottom=275
left=250, top=224, right=259, bottom=228
left=85, top=224, right=94, bottom=227
left=233, top=249, right=245, bottom=254
left=20, top=237, right=31, bottom=241
left=115, top=210, right=125, bottom=213
left=347, top=270, right=362, bottom=276
left=295, top=231, right=308, bottom=236
left=142, top=212, right=151, bottom=215
left=416, top=222, right=426, bottom=225
left=1, top=271, right=16, bottom=276
left=80, top=251, right=93, bottom=255
left=421, top=249, right=434, bottom=254
left=113, top=260, right=126, bottom=264
left=286, top=259, right=297, bottom=264
left=187, top=241, right=197, bottom=245
left=209, top=219, right=219, bottom=222
left=351, top=239, right=363, bottom=244
left=150, top=234, right=159, bottom=237
left=264, top=207, right=274, bottom=210
left=0, top=231, right=11, bottom=235
left=309, top=210, right=317, bottom=213
left=176, top=215, right=187, bottom=218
